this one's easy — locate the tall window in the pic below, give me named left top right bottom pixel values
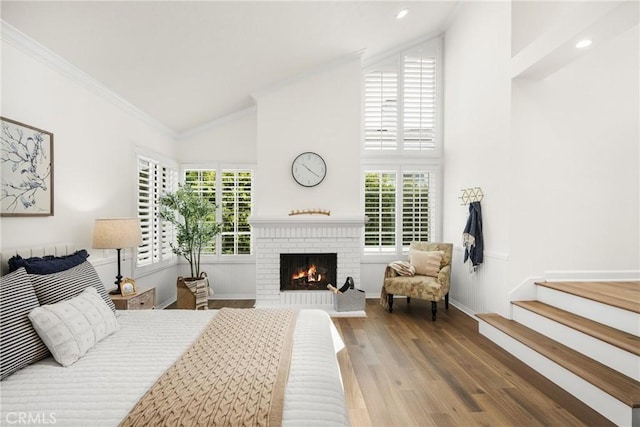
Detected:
left=184, top=167, right=253, bottom=255
left=364, top=168, right=438, bottom=253
left=363, top=38, right=442, bottom=254
left=137, top=155, right=178, bottom=267
left=364, top=41, right=439, bottom=153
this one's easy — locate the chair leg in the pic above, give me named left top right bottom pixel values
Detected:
left=406, top=296, right=411, bottom=304
left=387, top=294, right=394, bottom=313
left=431, top=301, right=437, bottom=321
left=445, top=292, right=449, bottom=310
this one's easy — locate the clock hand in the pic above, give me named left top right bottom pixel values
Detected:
left=302, top=164, right=320, bottom=178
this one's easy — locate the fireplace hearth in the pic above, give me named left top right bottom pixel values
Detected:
left=280, top=253, right=337, bottom=291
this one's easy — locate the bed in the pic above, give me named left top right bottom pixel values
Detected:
left=0, top=246, right=350, bottom=426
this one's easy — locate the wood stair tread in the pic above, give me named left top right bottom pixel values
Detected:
left=535, top=281, right=640, bottom=314
left=513, top=300, right=640, bottom=356
left=477, top=313, right=640, bottom=408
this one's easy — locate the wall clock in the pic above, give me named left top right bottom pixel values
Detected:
left=291, top=152, right=326, bottom=187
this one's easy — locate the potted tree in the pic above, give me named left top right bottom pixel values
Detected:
left=159, top=184, right=221, bottom=309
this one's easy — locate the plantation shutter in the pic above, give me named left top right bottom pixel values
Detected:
left=364, top=71, right=398, bottom=150
left=221, top=170, right=252, bottom=255
left=402, top=171, right=436, bottom=245
left=137, top=157, right=153, bottom=266
left=137, top=155, right=178, bottom=267
left=160, top=166, right=178, bottom=259
left=364, top=171, right=397, bottom=252
left=184, top=170, right=217, bottom=254
left=403, top=52, right=436, bottom=151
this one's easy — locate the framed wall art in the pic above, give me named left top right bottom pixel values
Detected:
left=1, top=117, right=54, bottom=216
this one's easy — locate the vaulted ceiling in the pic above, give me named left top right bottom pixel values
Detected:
left=1, top=1, right=459, bottom=134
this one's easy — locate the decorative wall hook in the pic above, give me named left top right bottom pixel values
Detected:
left=459, top=187, right=483, bottom=205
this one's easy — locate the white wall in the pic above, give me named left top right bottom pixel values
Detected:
left=444, top=2, right=639, bottom=318
left=253, top=58, right=362, bottom=218
left=1, top=38, right=179, bottom=307
left=443, top=2, right=512, bottom=316
left=510, top=25, right=639, bottom=282
left=177, top=109, right=257, bottom=164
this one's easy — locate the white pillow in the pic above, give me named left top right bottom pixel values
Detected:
left=28, top=287, right=119, bottom=367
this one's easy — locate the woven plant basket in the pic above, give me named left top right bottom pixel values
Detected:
left=176, top=272, right=210, bottom=310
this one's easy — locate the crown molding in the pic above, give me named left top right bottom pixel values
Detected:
left=251, top=48, right=365, bottom=102
left=1, top=21, right=177, bottom=138
left=177, top=105, right=257, bottom=140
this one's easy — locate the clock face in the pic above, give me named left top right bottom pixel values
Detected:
left=291, top=152, right=327, bottom=187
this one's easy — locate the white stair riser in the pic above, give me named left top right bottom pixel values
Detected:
left=536, top=286, right=639, bottom=336
left=512, top=305, right=640, bottom=381
left=479, top=321, right=637, bottom=427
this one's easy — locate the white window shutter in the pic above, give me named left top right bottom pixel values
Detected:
left=137, top=157, right=153, bottom=267
left=364, top=171, right=397, bottom=252
left=137, top=155, right=177, bottom=267
left=403, top=54, right=436, bottom=151
left=402, top=171, right=436, bottom=244
left=364, top=71, right=398, bottom=150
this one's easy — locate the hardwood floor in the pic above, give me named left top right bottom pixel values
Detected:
left=170, top=298, right=613, bottom=426
left=333, top=299, right=614, bottom=427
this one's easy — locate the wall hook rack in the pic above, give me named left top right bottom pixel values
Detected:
left=459, top=187, right=484, bottom=205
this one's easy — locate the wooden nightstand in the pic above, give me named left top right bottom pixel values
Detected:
left=110, top=287, right=156, bottom=310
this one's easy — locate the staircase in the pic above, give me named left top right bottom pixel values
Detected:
left=477, top=281, right=640, bottom=426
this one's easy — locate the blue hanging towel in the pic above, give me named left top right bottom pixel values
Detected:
left=463, top=201, right=483, bottom=271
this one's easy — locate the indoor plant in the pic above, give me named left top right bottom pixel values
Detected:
left=159, top=184, right=221, bottom=308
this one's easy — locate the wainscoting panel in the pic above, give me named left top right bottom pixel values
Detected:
left=450, top=247, right=510, bottom=318
left=195, top=261, right=256, bottom=299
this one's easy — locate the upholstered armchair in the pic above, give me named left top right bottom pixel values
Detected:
left=382, top=242, right=453, bottom=321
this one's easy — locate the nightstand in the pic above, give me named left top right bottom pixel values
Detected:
left=110, top=287, right=156, bottom=310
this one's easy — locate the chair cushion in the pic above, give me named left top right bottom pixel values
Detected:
left=384, top=275, right=444, bottom=301
left=410, top=250, right=444, bottom=277
left=0, top=268, right=50, bottom=380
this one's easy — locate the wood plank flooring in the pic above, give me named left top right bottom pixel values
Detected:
left=536, top=281, right=640, bottom=313
left=333, top=299, right=613, bottom=427
left=513, top=300, right=640, bottom=355
left=477, top=313, right=640, bottom=408
left=173, top=298, right=613, bottom=426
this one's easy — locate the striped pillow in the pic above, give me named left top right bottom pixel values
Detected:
left=0, top=268, right=50, bottom=380
left=29, top=261, right=116, bottom=312
left=409, top=250, right=444, bottom=277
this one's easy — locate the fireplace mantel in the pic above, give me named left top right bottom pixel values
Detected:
left=249, top=215, right=365, bottom=228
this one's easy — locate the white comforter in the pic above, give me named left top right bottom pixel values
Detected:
left=0, top=309, right=349, bottom=427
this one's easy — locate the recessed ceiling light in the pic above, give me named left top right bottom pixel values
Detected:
left=396, top=9, right=409, bottom=20
left=576, top=39, right=592, bottom=49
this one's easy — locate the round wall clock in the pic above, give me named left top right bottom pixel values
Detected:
left=291, top=152, right=327, bottom=187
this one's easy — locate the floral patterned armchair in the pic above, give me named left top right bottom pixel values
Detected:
left=381, top=242, right=453, bottom=321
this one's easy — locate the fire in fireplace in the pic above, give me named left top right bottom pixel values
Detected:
left=280, top=253, right=337, bottom=291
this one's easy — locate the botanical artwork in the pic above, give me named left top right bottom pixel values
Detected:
left=1, top=117, right=54, bottom=216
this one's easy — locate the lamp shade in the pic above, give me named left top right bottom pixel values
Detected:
left=92, top=218, right=142, bottom=249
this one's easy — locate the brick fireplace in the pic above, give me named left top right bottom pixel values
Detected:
left=250, top=216, right=364, bottom=307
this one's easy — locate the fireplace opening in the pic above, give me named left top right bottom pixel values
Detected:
left=280, top=253, right=337, bottom=291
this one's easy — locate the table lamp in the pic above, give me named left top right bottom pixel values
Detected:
left=92, top=218, right=142, bottom=294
